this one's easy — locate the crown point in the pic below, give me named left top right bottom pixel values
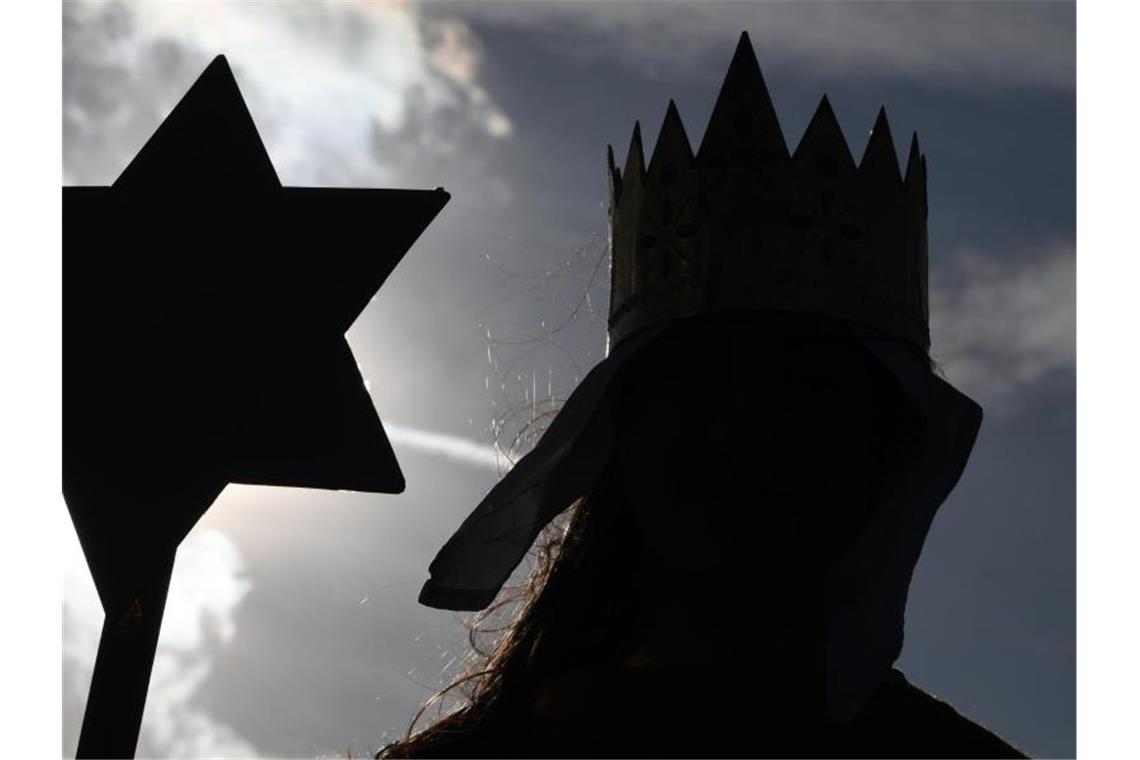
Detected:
left=869, top=107, right=891, bottom=145
left=622, top=121, right=646, bottom=187
left=810, top=94, right=841, bottom=129
left=662, top=100, right=692, bottom=145
left=649, top=99, right=695, bottom=173
left=793, top=94, right=855, bottom=175
left=662, top=100, right=687, bottom=140
left=860, top=106, right=901, bottom=188
left=905, top=131, right=923, bottom=184
left=697, top=30, right=788, bottom=165
left=904, top=132, right=927, bottom=208
left=731, top=30, right=758, bottom=65
left=607, top=143, right=623, bottom=202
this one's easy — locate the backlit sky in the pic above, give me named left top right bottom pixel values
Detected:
left=62, top=1, right=1075, bottom=757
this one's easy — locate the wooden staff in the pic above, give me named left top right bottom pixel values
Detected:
left=76, top=554, right=174, bottom=759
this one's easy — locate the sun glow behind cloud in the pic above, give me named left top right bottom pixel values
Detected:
left=64, top=0, right=511, bottom=187
left=62, top=3, right=513, bottom=755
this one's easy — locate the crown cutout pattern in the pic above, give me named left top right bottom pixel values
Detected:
left=607, top=32, right=929, bottom=351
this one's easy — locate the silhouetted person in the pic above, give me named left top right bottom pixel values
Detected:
left=379, top=33, right=1026, bottom=759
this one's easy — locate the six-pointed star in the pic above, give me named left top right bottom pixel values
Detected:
left=63, top=55, right=450, bottom=621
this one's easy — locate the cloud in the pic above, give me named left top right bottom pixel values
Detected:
left=930, top=241, right=1076, bottom=414
left=63, top=0, right=511, bottom=186
left=63, top=526, right=259, bottom=758
left=425, top=17, right=511, bottom=139
left=439, top=0, right=1074, bottom=91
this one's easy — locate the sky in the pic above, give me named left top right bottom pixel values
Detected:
left=61, top=1, right=1075, bottom=757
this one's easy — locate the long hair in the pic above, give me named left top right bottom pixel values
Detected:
left=377, top=454, right=648, bottom=758
left=377, top=312, right=934, bottom=758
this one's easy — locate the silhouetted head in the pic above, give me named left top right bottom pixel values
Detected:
left=616, top=310, right=916, bottom=591
left=379, top=309, right=927, bottom=757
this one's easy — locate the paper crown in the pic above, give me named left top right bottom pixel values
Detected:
left=607, top=32, right=929, bottom=351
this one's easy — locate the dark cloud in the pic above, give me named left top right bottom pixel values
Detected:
left=433, top=0, right=1075, bottom=91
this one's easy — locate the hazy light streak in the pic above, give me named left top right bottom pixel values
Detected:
left=384, top=421, right=505, bottom=471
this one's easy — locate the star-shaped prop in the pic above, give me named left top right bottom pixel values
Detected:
left=63, top=55, right=449, bottom=758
